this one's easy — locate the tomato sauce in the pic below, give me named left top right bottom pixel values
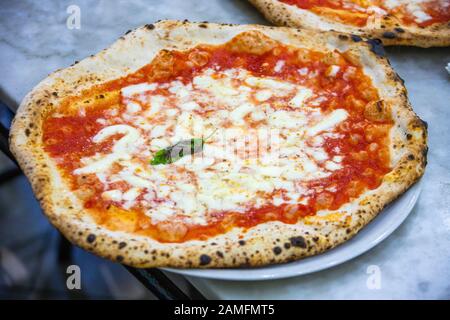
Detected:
left=43, top=33, right=392, bottom=243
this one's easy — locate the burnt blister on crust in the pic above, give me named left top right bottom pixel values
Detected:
left=366, top=38, right=386, bottom=57
left=86, top=233, right=96, bottom=243
left=351, top=34, right=363, bottom=42
left=273, top=246, right=282, bottom=255
left=199, top=254, right=212, bottom=266
left=382, top=31, right=396, bottom=39
left=290, top=236, right=307, bottom=248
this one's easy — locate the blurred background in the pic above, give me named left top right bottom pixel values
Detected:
left=1, top=0, right=450, bottom=300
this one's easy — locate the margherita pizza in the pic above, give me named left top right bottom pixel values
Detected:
left=10, top=21, right=427, bottom=268
left=249, top=0, right=450, bottom=47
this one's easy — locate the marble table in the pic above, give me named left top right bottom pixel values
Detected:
left=1, top=0, right=449, bottom=299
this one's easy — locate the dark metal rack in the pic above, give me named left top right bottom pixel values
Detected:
left=0, top=99, right=206, bottom=300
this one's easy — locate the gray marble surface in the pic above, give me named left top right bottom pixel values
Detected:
left=0, top=0, right=449, bottom=299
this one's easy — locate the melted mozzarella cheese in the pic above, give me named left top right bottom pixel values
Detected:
left=102, top=189, right=123, bottom=202
left=326, top=65, right=340, bottom=77
left=75, top=67, right=350, bottom=225
left=146, top=95, right=165, bottom=116
left=74, top=125, right=140, bottom=175
left=289, top=87, right=313, bottom=108
left=121, top=83, right=156, bottom=97
left=255, top=89, right=273, bottom=102
left=230, top=103, right=255, bottom=125
left=307, top=109, right=348, bottom=136
left=383, top=0, right=432, bottom=23
left=274, top=60, right=285, bottom=73
left=126, top=101, right=141, bottom=114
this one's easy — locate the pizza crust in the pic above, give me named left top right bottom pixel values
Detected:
left=10, top=20, right=427, bottom=268
left=249, top=0, right=450, bottom=47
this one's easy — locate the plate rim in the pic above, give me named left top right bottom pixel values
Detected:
left=163, top=179, right=422, bottom=281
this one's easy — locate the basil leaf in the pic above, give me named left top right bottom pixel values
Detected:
left=150, top=138, right=204, bottom=165
left=150, top=129, right=217, bottom=165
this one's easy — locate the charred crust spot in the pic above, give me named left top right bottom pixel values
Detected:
left=382, top=31, right=396, bottom=39
left=199, top=254, right=212, bottom=266
left=25, top=128, right=31, bottom=137
left=86, top=234, right=96, bottom=243
left=406, top=133, right=412, bottom=140
left=408, top=154, right=415, bottom=161
left=216, top=251, right=224, bottom=258
left=422, top=147, right=428, bottom=164
left=273, top=246, right=282, bottom=255
left=351, top=34, right=362, bottom=42
left=52, top=92, right=58, bottom=97
left=338, top=34, right=348, bottom=40
left=366, top=39, right=386, bottom=57
left=290, top=236, right=307, bottom=248
left=118, top=241, right=127, bottom=249
left=394, top=27, right=405, bottom=33
left=199, top=24, right=207, bottom=28
left=125, top=30, right=132, bottom=35
left=395, top=73, right=405, bottom=84
left=116, top=255, right=124, bottom=262
left=238, top=240, right=246, bottom=246
left=145, top=24, right=155, bottom=30
left=421, top=119, right=428, bottom=129
left=284, top=242, right=291, bottom=249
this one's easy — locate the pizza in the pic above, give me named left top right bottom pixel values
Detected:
left=10, top=21, right=427, bottom=268
left=249, top=0, right=450, bottom=47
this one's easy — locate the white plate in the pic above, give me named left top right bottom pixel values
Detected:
left=163, top=180, right=422, bottom=281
